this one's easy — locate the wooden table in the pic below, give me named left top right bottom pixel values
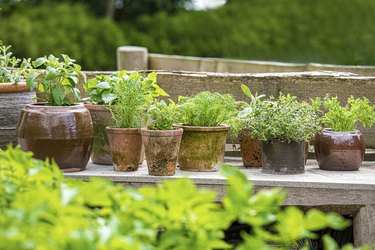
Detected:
left=65, top=158, right=375, bottom=247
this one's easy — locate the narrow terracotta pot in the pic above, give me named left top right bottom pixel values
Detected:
left=0, top=82, right=35, bottom=149
left=262, top=140, right=306, bottom=174
left=314, top=128, right=365, bottom=171
left=141, top=128, right=183, bottom=176
left=238, top=129, right=262, bottom=168
left=84, top=103, right=112, bottom=165
left=106, top=127, right=142, bottom=172
left=16, top=103, right=93, bottom=172
left=175, top=124, right=228, bottom=171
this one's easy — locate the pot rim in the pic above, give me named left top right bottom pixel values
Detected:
left=173, top=123, right=229, bottom=132
left=106, top=127, right=141, bottom=134
left=84, top=103, right=111, bottom=112
left=0, top=81, right=30, bottom=93
left=322, top=128, right=361, bottom=135
left=26, top=102, right=85, bottom=110
left=141, top=127, right=183, bottom=136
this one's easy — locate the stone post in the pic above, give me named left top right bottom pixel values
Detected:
left=117, top=46, right=148, bottom=71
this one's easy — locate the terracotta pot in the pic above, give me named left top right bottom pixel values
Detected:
left=262, top=140, right=305, bottom=174
left=16, top=103, right=93, bottom=172
left=314, top=128, right=365, bottom=171
left=175, top=124, right=228, bottom=171
left=106, top=127, right=142, bottom=172
left=84, top=104, right=113, bottom=165
left=0, top=82, right=35, bottom=149
left=141, top=128, right=183, bottom=176
left=238, top=129, right=262, bottom=168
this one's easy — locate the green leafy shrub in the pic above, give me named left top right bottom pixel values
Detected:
left=146, top=99, right=179, bottom=130
left=0, top=146, right=367, bottom=249
left=177, top=91, right=238, bottom=127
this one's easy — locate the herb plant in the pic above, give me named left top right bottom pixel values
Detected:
left=177, top=91, right=238, bottom=127
left=26, top=54, right=86, bottom=106
left=83, top=72, right=119, bottom=105
left=319, top=95, right=375, bottom=132
left=0, top=41, right=32, bottom=84
left=239, top=93, right=320, bottom=142
left=146, top=99, right=178, bottom=130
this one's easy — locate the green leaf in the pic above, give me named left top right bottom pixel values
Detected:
left=241, top=84, right=252, bottom=98
left=96, top=81, right=111, bottom=89
left=45, top=67, right=59, bottom=81
left=102, top=92, right=117, bottom=104
left=26, top=71, right=40, bottom=90
left=52, top=86, right=65, bottom=106
left=306, top=209, right=328, bottom=231
left=33, top=57, right=48, bottom=67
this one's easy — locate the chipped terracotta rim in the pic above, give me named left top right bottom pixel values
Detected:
left=141, top=127, right=183, bottom=137
left=0, top=81, right=30, bottom=93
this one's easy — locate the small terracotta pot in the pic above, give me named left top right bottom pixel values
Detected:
left=84, top=103, right=112, bottom=165
left=262, top=140, right=306, bottom=174
left=141, top=128, right=183, bottom=176
left=0, top=82, right=35, bottom=149
left=175, top=124, right=228, bottom=171
left=238, top=129, right=262, bottom=168
left=106, top=127, right=142, bottom=172
left=314, top=128, right=365, bottom=171
left=16, top=103, right=93, bottom=172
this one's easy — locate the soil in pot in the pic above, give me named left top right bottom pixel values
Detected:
left=141, top=128, right=183, bottom=176
left=176, top=124, right=228, bottom=171
left=314, top=128, right=365, bottom=171
left=262, top=140, right=305, bottom=174
left=238, top=130, right=262, bottom=168
left=106, top=127, right=142, bottom=172
left=16, top=103, right=93, bottom=172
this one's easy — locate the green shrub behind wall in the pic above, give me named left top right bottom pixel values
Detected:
left=0, top=3, right=126, bottom=70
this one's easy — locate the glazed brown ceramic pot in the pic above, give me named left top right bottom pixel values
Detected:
left=84, top=103, right=112, bottom=165
left=238, top=129, right=262, bottom=168
left=0, top=82, right=35, bottom=149
left=16, top=103, right=93, bottom=172
left=314, top=128, right=365, bottom=171
left=175, top=124, right=228, bottom=171
left=141, top=128, right=183, bottom=176
left=106, top=127, right=142, bottom=172
left=262, top=140, right=306, bottom=174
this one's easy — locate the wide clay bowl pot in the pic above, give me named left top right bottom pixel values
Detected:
left=314, top=128, right=365, bottom=171
left=16, top=103, right=93, bottom=172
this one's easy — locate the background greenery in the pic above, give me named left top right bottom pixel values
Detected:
left=1, top=0, right=375, bottom=70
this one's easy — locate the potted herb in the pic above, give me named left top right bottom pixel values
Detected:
left=106, top=71, right=168, bottom=172
left=0, top=42, right=33, bottom=149
left=241, top=93, right=320, bottom=174
left=141, top=99, right=183, bottom=176
left=175, top=91, right=238, bottom=171
left=314, top=95, right=375, bottom=171
left=16, top=54, right=93, bottom=172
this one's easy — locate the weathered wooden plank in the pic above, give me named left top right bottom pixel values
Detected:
left=353, top=205, right=375, bottom=247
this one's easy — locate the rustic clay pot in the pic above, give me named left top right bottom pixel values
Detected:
left=314, top=128, right=365, bottom=171
left=106, top=127, right=142, bottom=172
left=0, top=82, right=35, bottom=149
left=16, top=103, right=93, bottom=172
left=84, top=103, right=112, bottom=165
left=262, top=140, right=306, bottom=174
left=175, top=124, right=228, bottom=171
left=141, top=128, right=183, bottom=176
left=238, top=129, right=262, bottom=168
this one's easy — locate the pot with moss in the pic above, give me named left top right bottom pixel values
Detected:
left=0, top=42, right=34, bottom=149
left=243, top=93, right=320, bottom=174
left=314, top=95, right=375, bottom=171
left=141, top=100, right=182, bottom=176
left=106, top=71, right=168, bottom=172
left=16, top=54, right=93, bottom=172
left=175, top=91, right=238, bottom=171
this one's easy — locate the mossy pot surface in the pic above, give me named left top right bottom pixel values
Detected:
left=141, top=128, right=183, bottom=176
left=175, top=124, right=228, bottom=172
left=314, top=128, right=365, bottom=171
left=16, top=103, right=93, bottom=172
left=238, top=129, right=262, bottom=168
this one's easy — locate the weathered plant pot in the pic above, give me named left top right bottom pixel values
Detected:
left=238, top=129, right=262, bottom=168
left=175, top=124, right=228, bottom=171
left=84, top=103, right=112, bottom=165
left=314, top=128, right=365, bottom=171
left=16, top=103, right=93, bottom=172
left=106, top=127, right=142, bottom=172
left=0, top=82, right=35, bottom=149
left=141, top=128, right=183, bottom=176
left=262, top=140, right=306, bottom=174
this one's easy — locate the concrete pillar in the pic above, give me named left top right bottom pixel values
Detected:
left=353, top=205, right=375, bottom=247
left=117, top=46, right=148, bottom=71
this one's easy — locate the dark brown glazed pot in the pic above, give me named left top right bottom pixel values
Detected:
left=141, top=128, right=183, bottom=176
left=314, top=128, right=365, bottom=171
left=84, top=103, right=112, bottom=165
left=175, top=124, right=228, bottom=171
left=106, top=127, right=142, bottom=172
left=16, top=103, right=93, bottom=172
left=262, top=140, right=306, bottom=174
left=238, top=129, right=262, bottom=168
